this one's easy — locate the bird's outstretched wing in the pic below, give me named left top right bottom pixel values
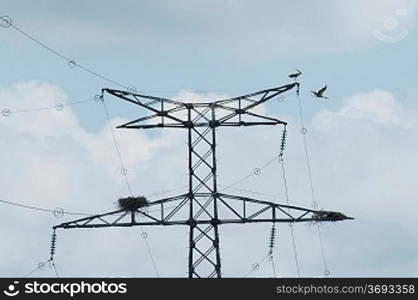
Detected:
left=317, top=85, right=327, bottom=97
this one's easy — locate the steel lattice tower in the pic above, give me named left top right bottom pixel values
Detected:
left=53, top=82, right=352, bottom=278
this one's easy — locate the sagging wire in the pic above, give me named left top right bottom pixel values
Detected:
left=238, top=124, right=298, bottom=278
left=279, top=158, right=302, bottom=277
left=99, top=95, right=133, bottom=196
left=145, top=185, right=188, bottom=199
left=24, top=229, right=59, bottom=278
left=0, top=185, right=184, bottom=218
left=217, top=185, right=285, bottom=202
left=139, top=228, right=160, bottom=277
left=295, top=84, right=330, bottom=277
left=23, top=260, right=50, bottom=278
left=0, top=15, right=128, bottom=90
left=1, top=97, right=95, bottom=117
left=243, top=253, right=270, bottom=278
left=0, top=199, right=91, bottom=217
left=221, top=117, right=290, bottom=193
left=244, top=126, right=287, bottom=278
left=278, top=125, right=301, bottom=277
left=219, top=126, right=289, bottom=201
left=99, top=93, right=160, bottom=278
left=0, top=16, right=299, bottom=97
left=219, top=154, right=281, bottom=192
left=244, top=221, right=283, bottom=278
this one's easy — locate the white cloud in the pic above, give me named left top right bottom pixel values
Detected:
left=341, top=90, right=402, bottom=123
left=313, top=89, right=415, bottom=127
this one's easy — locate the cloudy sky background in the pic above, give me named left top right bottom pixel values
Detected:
left=1, top=0, right=418, bottom=277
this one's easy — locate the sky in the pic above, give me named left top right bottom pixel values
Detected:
left=0, top=0, right=418, bottom=277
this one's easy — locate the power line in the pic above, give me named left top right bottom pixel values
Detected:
left=279, top=157, right=301, bottom=277
left=295, top=87, right=330, bottom=277
left=100, top=96, right=160, bottom=278
left=22, top=258, right=59, bottom=278
left=1, top=15, right=346, bottom=278
left=277, top=123, right=301, bottom=277
left=145, top=185, right=188, bottom=199
left=1, top=97, right=95, bottom=117
left=1, top=17, right=299, bottom=98
left=241, top=129, right=302, bottom=279
left=0, top=199, right=90, bottom=216
left=53, top=82, right=351, bottom=279
left=23, top=259, right=50, bottom=278
left=100, top=98, right=133, bottom=196
left=269, top=254, right=277, bottom=278
left=218, top=185, right=285, bottom=201
left=243, top=253, right=271, bottom=278
left=219, top=154, right=281, bottom=192
left=0, top=187, right=184, bottom=218
left=50, top=260, right=60, bottom=278
left=1, top=16, right=128, bottom=90
left=139, top=228, right=160, bottom=277
left=0, top=66, right=292, bottom=216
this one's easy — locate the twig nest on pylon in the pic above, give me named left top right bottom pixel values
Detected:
left=118, top=196, right=149, bottom=211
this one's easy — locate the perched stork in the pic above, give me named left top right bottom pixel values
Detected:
left=311, top=85, right=328, bottom=99
left=288, top=69, right=302, bottom=80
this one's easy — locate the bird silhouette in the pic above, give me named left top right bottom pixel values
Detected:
left=288, top=69, right=302, bottom=80
left=311, top=85, right=328, bottom=99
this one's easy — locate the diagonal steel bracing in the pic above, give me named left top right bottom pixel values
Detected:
left=54, top=82, right=353, bottom=278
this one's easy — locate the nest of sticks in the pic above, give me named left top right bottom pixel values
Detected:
left=118, top=196, right=149, bottom=211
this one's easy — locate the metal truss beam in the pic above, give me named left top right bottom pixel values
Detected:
left=101, top=83, right=295, bottom=130
left=55, top=82, right=352, bottom=278
left=54, top=193, right=352, bottom=229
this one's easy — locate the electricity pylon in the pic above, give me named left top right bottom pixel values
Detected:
left=53, top=82, right=352, bottom=278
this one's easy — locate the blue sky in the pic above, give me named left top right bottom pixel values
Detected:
left=1, top=0, right=418, bottom=277
left=2, top=0, right=417, bottom=123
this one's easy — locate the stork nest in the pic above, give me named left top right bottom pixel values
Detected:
left=118, top=196, right=149, bottom=211
left=312, top=210, right=348, bottom=221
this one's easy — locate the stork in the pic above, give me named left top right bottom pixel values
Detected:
left=311, top=85, right=328, bottom=99
left=288, top=69, right=302, bottom=81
